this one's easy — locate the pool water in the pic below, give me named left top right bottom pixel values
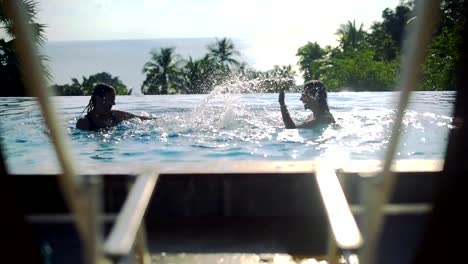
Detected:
left=0, top=91, right=455, bottom=174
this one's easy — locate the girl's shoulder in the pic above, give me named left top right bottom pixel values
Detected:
left=76, top=116, right=91, bottom=130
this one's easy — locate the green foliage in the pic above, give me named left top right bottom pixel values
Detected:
left=3, top=1, right=463, bottom=96
left=0, top=39, right=24, bottom=95
left=367, top=23, right=398, bottom=61
left=0, top=0, right=48, bottom=96
left=142, top=47, right=181, bottom=95
left=380, top=4, right=413, bottom=49
left=335, top=20, right=366, bottom=53
left=53, top=72, right=130, bottom=96
left=0, top=0, right=47, bottom=45
left=296, top=42, right=325, bottom=81
left=420, top=25, right=462, bottom=90
left=439, top=0, right=465, bottom=30
left=141, top=38, right=247, bottom=94
left=207, top=37, right=241, bottom=70
left=294, top=0, right=463, bottom=92
left=177, top=55, right=218, bottom=94
left=320, top=47, right=397, bottom=91
left=51, top=83, right=81, bottom=96
left=80, top=72, right=129, bottom=95
left=258, top=65, right=297, bottom=93
left=418, top=0, right=464, bottom=90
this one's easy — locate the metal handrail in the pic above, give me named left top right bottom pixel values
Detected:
left=104, top=171, right=159, bottom=259
left=316, top=163, right=363, bottom=264
left=316, top=164, right=363, bottom=250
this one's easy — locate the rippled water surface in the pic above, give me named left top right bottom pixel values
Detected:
left=0, top=91, right=455, bottom=173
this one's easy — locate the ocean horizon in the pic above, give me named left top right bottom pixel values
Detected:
left=42, top=38, right=259, bottom=94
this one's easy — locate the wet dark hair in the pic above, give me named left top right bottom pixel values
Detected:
left=303, top=80, right=329, bottom=112
left=81, top=83, right=115, bottom=115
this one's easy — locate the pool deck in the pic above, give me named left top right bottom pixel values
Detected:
left=12, top=159, right=444, bottom=175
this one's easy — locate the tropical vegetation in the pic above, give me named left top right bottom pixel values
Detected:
left=53, top=72, right=131, bottom=96
left=1, top=0, right=465, bottom=95
left=141, top=47, right=181, bottom=95
left=296, top=0, right=465, bottom=91
left=141, top=38, right=243, bottom=95
left=0, top=0, right=48, bottom=96
left=140, top=37, right=299, bottom=95
left=139, top=0, right=464, bottom=94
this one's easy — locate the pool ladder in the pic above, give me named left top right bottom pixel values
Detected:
left=4, top=0, right=442, bottom=262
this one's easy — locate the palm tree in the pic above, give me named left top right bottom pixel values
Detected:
left=142, top=47, right=181, bottom=95
left=336, top=20, right=366, bottom=52
left=80, top=72, right=129, bottom=95
left=260, top=65, right=296, bottom=92
left=0, top=0, right=47, bottom=45
left=296, top=42, right=325, bottom=81
left=179, top=55, right=217, bottom=94
left=207, top=37, right=240, bottom=71
left=141, top=67, right=162, bottom=95
left=0, top=0, right=48, bottom=96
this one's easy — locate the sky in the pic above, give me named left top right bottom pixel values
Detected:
left=34, top=0, right=400, bottom=69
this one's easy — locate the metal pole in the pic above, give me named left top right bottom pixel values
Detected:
left=3, top=0, right=89, bottom=243
left=361, top=1, right=442, bottom=263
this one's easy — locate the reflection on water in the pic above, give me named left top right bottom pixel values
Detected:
left=149, top=253, right=329, bottom=264
left=0, top=89, right=455, bottom=173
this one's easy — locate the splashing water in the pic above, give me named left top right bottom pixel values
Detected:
left=0, top=86, right=455, bottom=173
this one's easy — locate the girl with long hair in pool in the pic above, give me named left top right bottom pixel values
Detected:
left=279, top=80, right=335, bottom=129
left=76, top=83, right=154, bottom=130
